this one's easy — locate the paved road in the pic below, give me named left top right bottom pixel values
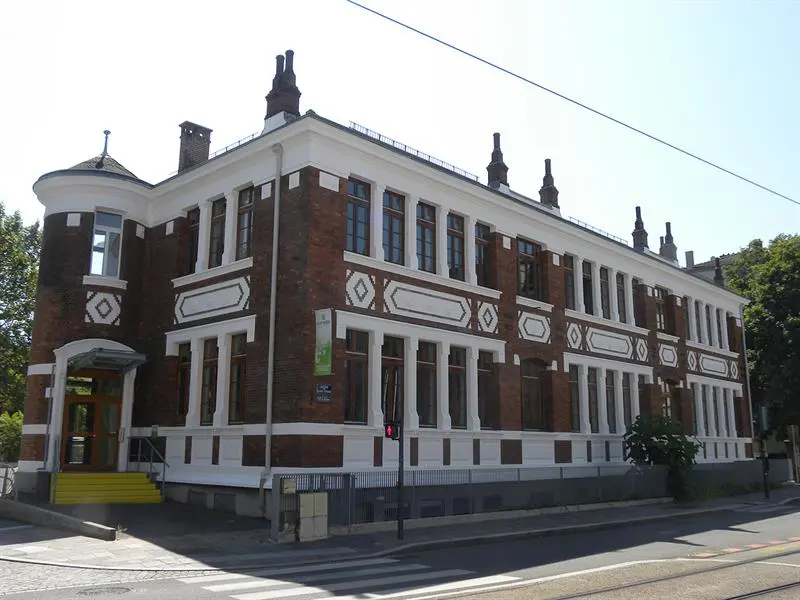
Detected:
left=3, top=502, right=800, bottom=599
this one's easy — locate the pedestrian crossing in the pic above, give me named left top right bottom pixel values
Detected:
left=177, top=556, right=520, bottom=600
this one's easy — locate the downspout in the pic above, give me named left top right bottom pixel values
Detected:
left=264, top=143, right=283, bottom=486
left=739, top=303, right=756, bottom=443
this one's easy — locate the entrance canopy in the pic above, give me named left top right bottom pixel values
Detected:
left=67, top=348, right=147, bottom=373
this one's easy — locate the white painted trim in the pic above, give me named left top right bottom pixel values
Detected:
left=563, top=351, right=654, bottom=377
left=27, top=363, right=54, bottom=376
left=172, top=256, right=253, bottom=288
left=516, top=296, right=553, bottom=312
left=22, top=424, right=47, bottom=435
left=165, top=314, right=257, bottom=356
left=656, top=332, right=680, bottom=343
left=686, top=373, right=743, bottom=395
left=17, top=460, right=45, bottom=472
left=343, top=251, right=502, bottom=300
left=564, top=309, right=650, bottom=336
left=82, top=275, right=128, bottom=290
left=335, top=310, right=506, bottom=362
left=686, top=339, right=739, bottom=359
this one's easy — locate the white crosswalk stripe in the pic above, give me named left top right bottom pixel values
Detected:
left=178, top=556, right=520, bottom=600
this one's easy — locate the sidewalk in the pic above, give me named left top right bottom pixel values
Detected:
left=1, top=486, right=798, bottom=572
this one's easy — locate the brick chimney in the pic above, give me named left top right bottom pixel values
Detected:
left=685, top=250, right=695, bottom=268
left=661, top=222, right=678, bottom=262
left=539, top=158, right=559, bottom=209
left=486, top=133, right=509, bottom=189
left=714, top=257, right=725, bottom=286
left=266, top=50, right=301, bottom=120
left=178, top=122, right=213, bottom=173
left=632, top=206, right=648, bottom=251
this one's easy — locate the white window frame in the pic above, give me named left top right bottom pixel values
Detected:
left=90, top=211, right=124, bottom=278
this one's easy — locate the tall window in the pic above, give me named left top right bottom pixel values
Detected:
left=447, top=214, right=465, bottom=281
left=200, top=339, right=218, bottom=425
left=606, top=370, right=617, bottom=434
left=622, top=373, right=632, bottom=429
left=521, top=360, right=548, bottom=430
left=382, top=191, right=404, bottom=265
left=236, top=187, right=254, bottom=260
left=683, top=296, right=691, bottom=340
left=518, top=239, right=545, bottom=301
left=712, top=386, right=720, bottom=435
left=475, top=223, right=491, bottom=287
left=600, top=267, right=611, bottom=319
left=638, top=374, right=647, bottom=417
left=654, top=286, right=669, bottom=333
left=568, top=364, right=580, bottom=432
left=416, top=203, right=436, bottom=272
left=695, top=301, right=704, bottom=343
left=478, top=351, right=496, bottom=429
left=346, top=178, right=370, bottom=255
left=344, top=330, right=368, bottom=424
left=228, top=334, right=247, bottom=423
left=564, top=255, right=576, bottom=310
left=583, top=262, right=595, bottom=315
left=616, top=273, right=627, bottom=323
left=716, top=309, right=724, bottom=349
left=448, top=347, right=467, bottom=428
left=587, top=367, right=599, bottom=433
left=723, top=390, right=731, bottom=437
left=381, top=336, right=404, bottom=422
left=176, top=343, right=191, bottom=418
left=701, top=385, right=710, bottom=436
left=705, top=305, right=714, bottom=346
left=632, top=277, right=644, bottom=326
left=186, top=207, right=200, bottom=275
left=417, top=342, right=437, bottom=427
left=208, top=198, right=226, bottom=268
left=661, top=380, right=674, bottom=418
left=91, top=211, right=123, bottom=277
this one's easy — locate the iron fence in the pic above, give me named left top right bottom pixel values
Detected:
left=1, top=463, right=17, bottom=501
left=274, top=465, right=669, bottom=535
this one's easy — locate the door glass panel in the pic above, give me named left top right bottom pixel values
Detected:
left=99, top=403, right=119, bottom=436
left=97, top=403, right=120, bottom=468
left=65, top=402, right=94, bottom=467
left=68, top=402, right=94, bottom=433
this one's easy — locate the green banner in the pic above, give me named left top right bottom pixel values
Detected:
left=314, top=308, right=333, bottom=376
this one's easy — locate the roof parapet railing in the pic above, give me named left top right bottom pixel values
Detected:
left=567, top=216, right=629, bottom=246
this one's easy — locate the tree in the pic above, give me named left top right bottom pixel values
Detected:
left=624, top=414, right=701, bottom=502
left=0, top=411, right=23, bottom=462
left=0, top=201, right=41, bottom=415
left=726, top=235, right=800, bottom=436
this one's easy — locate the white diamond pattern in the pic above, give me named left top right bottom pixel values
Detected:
left=477, top=302, right=499, bottom=333
left=345, top=270, right=375, bottom=309
left=85, top=290, right=122, bottom=326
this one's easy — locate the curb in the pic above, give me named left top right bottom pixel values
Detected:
left=0, top=499, right=116, bottom=542
left=0, top=504, right=736, bottom=572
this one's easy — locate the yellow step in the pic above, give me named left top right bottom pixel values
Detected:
left=54, top=487, right=161, bottom=497
left=55, top=480, right=157, bottom=490
left=53, top=473, right=151, bottom=482
left=54, top=496, right=163, bottom=505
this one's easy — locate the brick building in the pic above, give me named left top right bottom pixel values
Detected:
left=18, top=50, right=753, bottom=498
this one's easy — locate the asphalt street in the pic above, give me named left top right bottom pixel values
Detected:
left=2, top=502, right=800, bottom=599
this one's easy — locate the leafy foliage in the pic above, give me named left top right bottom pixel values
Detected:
left=0, top=411, right=23, bottom=462
left=0, top=201, right=41, bottom=415
left=726, top=235, right=800, bottom=435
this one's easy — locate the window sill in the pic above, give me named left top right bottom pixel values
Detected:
left=83, top=275, right=128, bottom=290
left=343, top=251, right=502, bottom=299
left=564, top=309, right=650, bottom=336
left=172, top=257, right=254, bottom=288
left=516, top=296, right=553, bottom=312
left=686, top=340, right=739, bottom=358
left=656, top=332, right=680, bottom=343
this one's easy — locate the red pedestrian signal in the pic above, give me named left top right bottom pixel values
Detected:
left=384, top=421, right=400, bottom=440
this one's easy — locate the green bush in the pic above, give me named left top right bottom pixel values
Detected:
left=0, top=411, right=23, bottom=462
left=624, top=414, right=702, bottom=502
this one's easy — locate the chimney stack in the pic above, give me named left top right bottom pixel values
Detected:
left=685, top=250, right=695, bottom=268
left=486, top=133, right=509, bottom=189
left=265, top=49, right=301, bottom=121
left=632, top=206, right=649, bottom=251
left=714, top=257, right=725, bottom=286
left=178, top=121, right=213, bottom=173
left=538, top=158, right=559, bottom=209
left=661, top=222, right=678, bottom=262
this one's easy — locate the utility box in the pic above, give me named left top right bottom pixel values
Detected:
left=298, top=492, right=328, bottom=542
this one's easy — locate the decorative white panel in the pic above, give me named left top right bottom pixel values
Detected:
left=218, top=436, right=243, bottom=467
left=165, top=220, right=174, bottom=235
left=136, top=224, right=145, bottom=238
left=518, top=311, right=551, bottom=343
left=566, top=322, right=582, bottom=349
left=687, top=350, right=698, bottom=371
left=343, top=437, right=373, bottom=470
left=289, top=172, right=300, bottom=189
left=586, top=328, right=633, bottom=359
left=522, top=439, right=553, bottom=463
left=384, top=280, right=470, bottom=327
left=345, top=270, right=376, bottom=310
left=66, top=213, right=81, bottom=227
left=319, top=171, right=340, bottom=192
left=699, top=354, right=728, bottom=376
left=450, top=439, right=472, bottom=466
left=260, top=181, right=273, bottom=199
left=730, top=361, right=739, bottom=379
left=481, top=439, right=501, bottom=466
left=477, top=302, right=499, bottom=334
left=191, top=436, right=213, bottom=466
left=658, top=343, right=678, bottom=367
left=85, top=291, right=122, bottom=326
left=635, top=338, right=648, bottom=362
left=174, top=276, right=250, bottom=324
left=418, top=438, right=440, bottom=467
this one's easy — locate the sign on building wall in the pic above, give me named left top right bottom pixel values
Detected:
left=314, top=308, right=333, bottom=376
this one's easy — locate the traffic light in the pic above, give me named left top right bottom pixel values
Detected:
left=384, top=420, right=400, bottom=440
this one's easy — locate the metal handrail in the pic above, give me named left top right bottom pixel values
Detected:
left=0, top=463, right=18, bottom=501
left=139, top=437, right=170, bottom=500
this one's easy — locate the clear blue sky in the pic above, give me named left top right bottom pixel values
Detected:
left=1, top=0, right=797, bottom=264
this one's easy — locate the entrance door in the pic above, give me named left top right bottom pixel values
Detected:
left=61, top=371, right=122, bottom=471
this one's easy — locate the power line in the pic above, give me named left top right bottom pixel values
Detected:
left=344, top=0, right=799, bottom=208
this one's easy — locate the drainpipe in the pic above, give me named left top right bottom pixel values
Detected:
left=264, top=143, right=283, bottom=492
left=739, top=303, right=757, bottom=444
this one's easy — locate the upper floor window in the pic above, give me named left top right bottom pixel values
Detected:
left=568, top=364, right=580, bottom=432
left=654, top=286, right=669, bottom=333
left=583, top=262, right=595, bottom=315
left=705, top=304, right=714, bottom=346
left=716, top=308, right=724, bottom=349
left=518, top=239, right=546, bottom=302
left=200, top=339, right=218, bottom=426
left=447, top=214, right=465, bottom=281
left=564, top=255, right=576, bottom=310
left=381, top=336, right=404, bottom=423
left=683, top=296, right=691, bottom=340
left=346, top=178, right=370, bottom=256
left=382, top=191, right=405, bottom=265
left=616, top=273, right=627, bottom=323
left=186, top=207, right=200, bottom=275
left=605, top=370, right=617, bottom=434
left=475, top=223, right=492, bottom=287
left=236, top=187, right=254, bottom=261
left=695, top=301, right=704, bottom=344
left=587, top=367, right=599, bottom=433
left=416, top=203, right=436, bottom=273
left=448, top=347, right=467, bottom=428
left=660, top=379, right=675, bottom=419
left=521, top=359, right=549, bottom=430
left=208, top=198, right=226, bottom=268
left=91, top=211, right=123, bottom=278
left=229, top=333, right=247, bottom=423
left=622, top=373, right=632, bottom=429
left=632, top=277, right=644, bottom=326
left=176, top=343, right=191, bottom=418
left=417, top=341, right=437, bottom=427
left=478, top=351, right=496, bottom=429
left=600, top=267, right=611, bottom=319
left=344, top=330, right=368, bottom=424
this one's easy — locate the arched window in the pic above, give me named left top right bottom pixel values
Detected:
left=521, top=359, right=550, bottom=430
